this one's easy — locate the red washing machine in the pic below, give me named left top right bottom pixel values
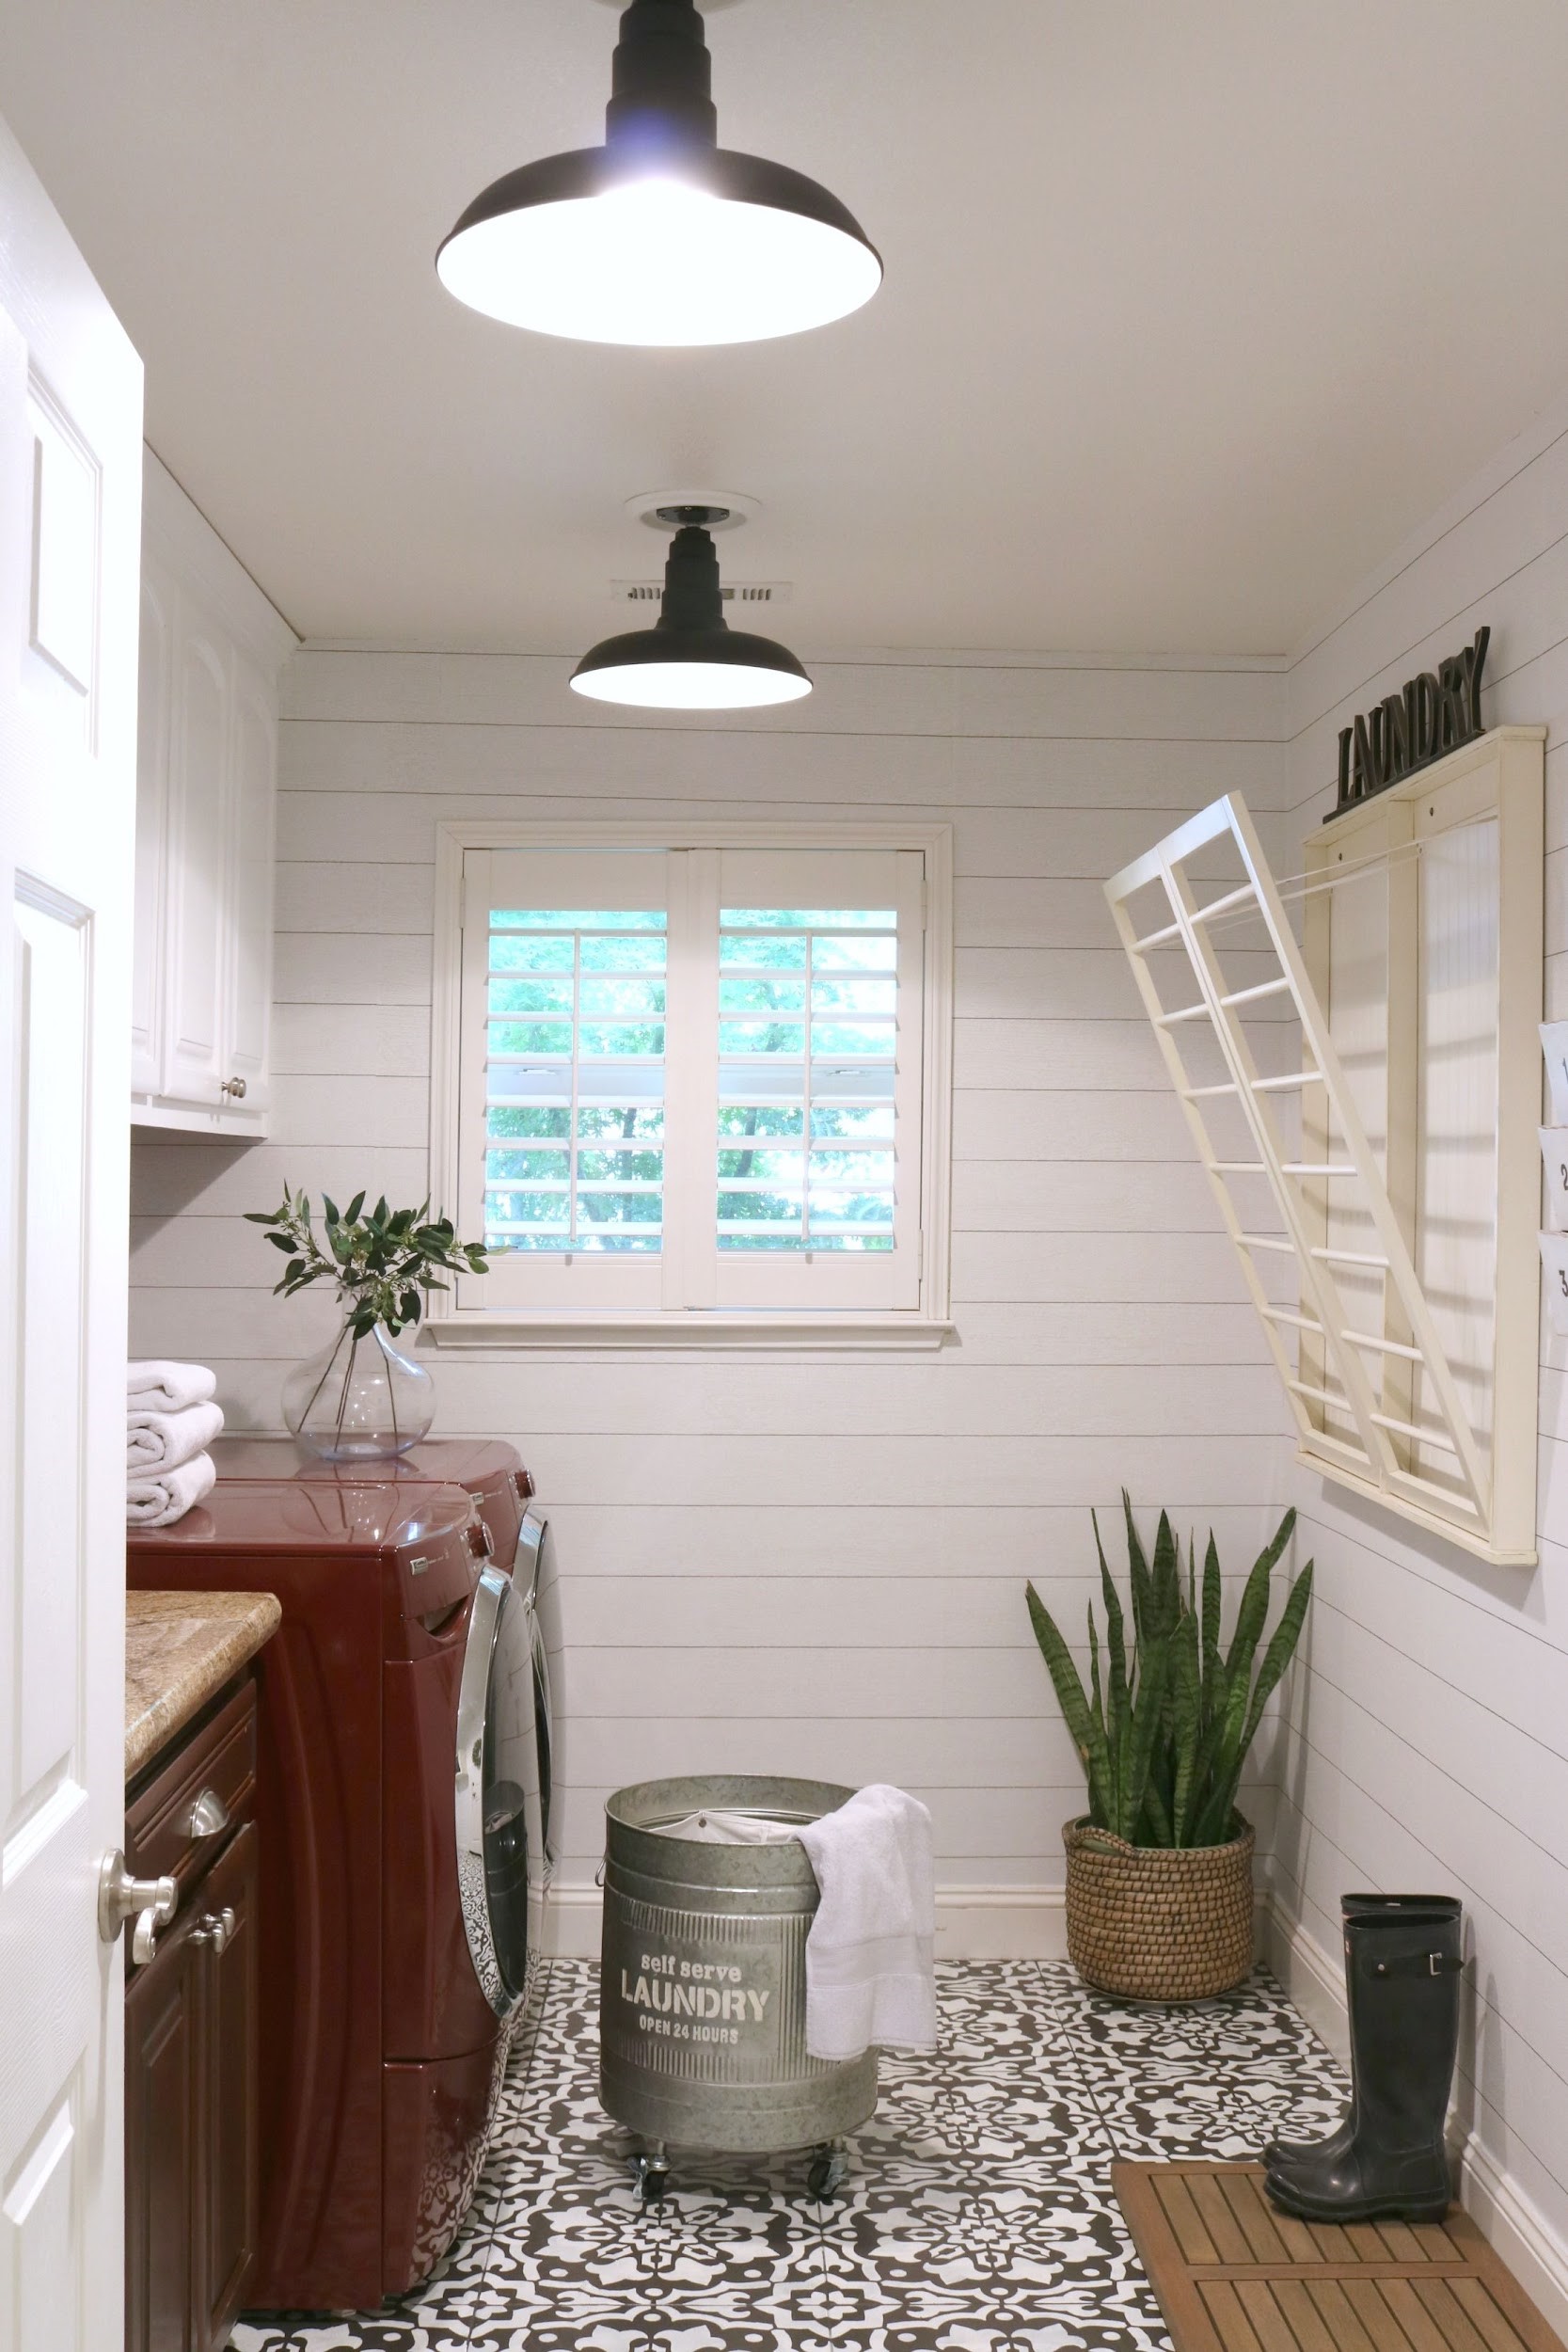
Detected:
left=126, top=1438, right=554, bottom=2310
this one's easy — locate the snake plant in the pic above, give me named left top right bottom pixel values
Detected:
left=1026, top=1496, right=1313, bottom=1849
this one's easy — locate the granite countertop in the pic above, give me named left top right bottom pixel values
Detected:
left=126, top=1591, right=281, bottom=1778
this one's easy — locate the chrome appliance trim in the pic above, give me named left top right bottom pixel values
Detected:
left=454, top=1561, right=515, bottom=2018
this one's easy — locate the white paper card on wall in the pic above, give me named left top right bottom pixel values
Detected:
left=1540, top=1232, right=1568, bottom=1333
left=1542, top=1131, right=1568, bottom=1231
left=1542, top=1023, right=1568, bottom=1125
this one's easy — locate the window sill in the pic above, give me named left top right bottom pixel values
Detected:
left=421, top=1311, right=956, bottom=1355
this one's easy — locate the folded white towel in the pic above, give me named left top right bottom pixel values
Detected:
left=127, top=1359, right=217, bottom=1414
left=126, top=1451, right=216, bottom=1529
left=127, top=1397, right=225, bottom=1476
left=649, top=1809, right=801, bottom=1846
left=795, top=1783, right=938, bottom=2062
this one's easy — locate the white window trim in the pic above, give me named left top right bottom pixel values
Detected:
left=426, top=818, right=955, bottom=1352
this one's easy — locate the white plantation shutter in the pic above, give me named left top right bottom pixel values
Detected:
left=707, top=848, right=926, bottom=1310
left=452, top=840, right=929, bottom=1320
left=459, top=849, right=673, bottom=1311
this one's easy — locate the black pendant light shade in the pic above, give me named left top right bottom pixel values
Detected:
left=436, top=0, right=881, bottom=345
left=571, top=510, right=812, bottom=708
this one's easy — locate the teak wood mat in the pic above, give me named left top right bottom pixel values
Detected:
left=1114, top=2163, right=1565, bottom=2352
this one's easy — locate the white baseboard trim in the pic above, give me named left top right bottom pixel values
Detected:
left=935, top=1884, right=1067, bottom=1958
left=546, top=1883, right=602, bottom=1959
left=545, top=1882, right=1072, bottom=1961
left=1264, top=1899, right=1568, bottom=2344
left=547, top=1883, right=1275, bottom=1964
left=1259, top=1892, right=1351, bottom=2066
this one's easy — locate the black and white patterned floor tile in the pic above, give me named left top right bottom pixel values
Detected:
left=230, top=1955, right=1349, bottom=2352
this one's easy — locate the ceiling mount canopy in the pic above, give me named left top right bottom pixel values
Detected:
left=571, top=507, right=812, bottom=708
left=436, top=0, right=882, bottom=345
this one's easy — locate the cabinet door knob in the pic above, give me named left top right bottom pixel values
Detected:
left=220, top=1074, right=247, bottom=1101
left=186, top=1787, right=230, bottom=1838
left=99, top=1850, right=177, bottom=1954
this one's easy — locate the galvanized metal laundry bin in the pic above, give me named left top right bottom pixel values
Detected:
left=599, top=1773, right=878, bottom=2196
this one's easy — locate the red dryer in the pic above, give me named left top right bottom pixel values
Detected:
left=127, top=1438, right=551, bottom=2310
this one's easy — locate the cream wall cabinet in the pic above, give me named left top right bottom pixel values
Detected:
left=132, top=452, right=294, bottom=1136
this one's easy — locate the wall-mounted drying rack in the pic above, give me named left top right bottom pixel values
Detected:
left=1104, top=726, right=1544, bottom=1568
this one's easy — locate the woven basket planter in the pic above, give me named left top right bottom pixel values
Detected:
left=1063, top=1815, right=1256, bottom=2002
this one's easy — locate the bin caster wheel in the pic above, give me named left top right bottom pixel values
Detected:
left=807, top=2148, right=847, bottom=2200
left=629, top=2151, right=670, bottom=2206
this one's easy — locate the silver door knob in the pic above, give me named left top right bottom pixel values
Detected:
left=220, top=1074, right=247, bottom=1100
left=186, top=1788, right=230, bottom=1837
left=99, top=1850, right=177, bottom=1960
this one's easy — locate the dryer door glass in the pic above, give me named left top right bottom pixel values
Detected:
left=456, top=1563, right=539, bottom=2016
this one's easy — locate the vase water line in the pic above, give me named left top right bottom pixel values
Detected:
left=281, top=1317, right=436, bottom=1460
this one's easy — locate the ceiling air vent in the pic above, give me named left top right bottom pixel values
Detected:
left=611, top=580, right=793, bottom=606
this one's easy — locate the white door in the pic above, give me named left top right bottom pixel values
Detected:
left=0, top=110, right=143, bottom=2352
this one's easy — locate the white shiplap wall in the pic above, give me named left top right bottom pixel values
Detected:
left=1274, top=389, right=1568, bottom=2309
left=128, top=646, right=1298, bottom=1947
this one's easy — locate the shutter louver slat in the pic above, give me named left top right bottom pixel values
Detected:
left=716, top=906, right=898, bottom=1255
left=484, top=903, right=668, bottom=1256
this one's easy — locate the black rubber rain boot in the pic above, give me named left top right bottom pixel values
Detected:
left=1265, top=1897, right=1464, bottom=2223
left=1259, top=1895, right=1412, bottom=2169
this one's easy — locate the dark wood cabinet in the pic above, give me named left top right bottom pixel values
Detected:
left=196, top=1822, right=259, bottom=2344
left=125, top=1681, right=260, bottom=2352
left=126, top=1907, right=202, bottom=2352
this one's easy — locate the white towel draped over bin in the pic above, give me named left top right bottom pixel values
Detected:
left=127, top=1360, right=218, bottom=1415
left=795, top=1784, right=938, bottom=2063
left=126, top=1397, right=225, bottom=1475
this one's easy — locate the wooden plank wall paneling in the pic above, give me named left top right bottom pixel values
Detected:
left=1279, top=389, right=1568, bottom=2264
left=129, top=646, right=1298, bottom=1907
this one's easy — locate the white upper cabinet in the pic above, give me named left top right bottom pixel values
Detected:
left=132, top=452, right=294, bottom=1133
left=131, top=565, right=172, bottom=1092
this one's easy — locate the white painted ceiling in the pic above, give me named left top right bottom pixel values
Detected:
left=5, top=0, right=1568, bottom=655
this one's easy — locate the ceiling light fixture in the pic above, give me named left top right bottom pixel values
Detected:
left=571, top=507, right=811, bottom=708
left=436, top=0, right=881, bottom=345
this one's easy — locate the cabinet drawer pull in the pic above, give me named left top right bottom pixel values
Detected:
left=186, top=1788, right=230, bottom=1838
left=198, top=1906, right=238, bottom=1957
left=220, top=1075, right=247, bottom=1101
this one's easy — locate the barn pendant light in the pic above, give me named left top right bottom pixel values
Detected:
left=436, top=0, right=881, bottom=345
left=571, top=508, right=811, bottom=708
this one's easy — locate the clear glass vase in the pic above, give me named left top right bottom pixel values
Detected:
left=281, top=1318, right=436, bottom=1461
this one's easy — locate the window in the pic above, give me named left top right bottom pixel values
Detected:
left=432, top=828, right=952, bottom=1342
